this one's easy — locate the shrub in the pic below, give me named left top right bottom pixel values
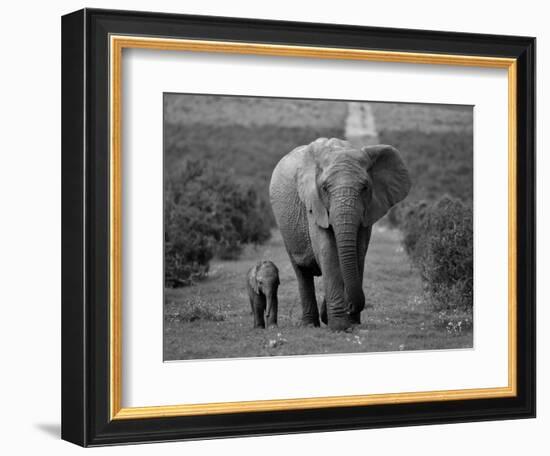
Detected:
left=401, top=196, right=473, bottom=310
left=400, top=200, right=430, bottom=255
left=164, top=123, right=345, bottom=226
left=165, top=159, right=271, bottom=287
left=165, top=297, right=225, bottom=323
left=385, top=201, right=425, bottom=228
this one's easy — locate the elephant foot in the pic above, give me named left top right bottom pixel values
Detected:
left=320, top=299, right=328, bottom=325
left=267, top=321, right=278, bottom=328
left=328, top=314, right=353, bottom=332
left=350, top=312, right=361, bottom=325
left=300, top=316, right=320, bottom=328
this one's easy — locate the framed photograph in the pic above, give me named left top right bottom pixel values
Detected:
left=61, top=8, right=535, bottom=447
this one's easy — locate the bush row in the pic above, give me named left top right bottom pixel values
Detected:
left=399, top=195, right=473, bottom=311
left=165, top=159, right=271, bottom=287
left=164, top=123, right=344, bottom=226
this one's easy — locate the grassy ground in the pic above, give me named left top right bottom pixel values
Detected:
left=165, top=95, right=348, bottom=129
left=164, top=95, right=348, bottom=181
left=163, top=98, right=474, bottom=361
left=164, top=227, right=472, bottom=361
left=371, top=102, right=473, bottom=133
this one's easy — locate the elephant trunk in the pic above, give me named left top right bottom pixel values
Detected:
left=332, top=190, right=365, bottom=316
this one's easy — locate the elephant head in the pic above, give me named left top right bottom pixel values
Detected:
left=297, top=138, right=411, bottom=318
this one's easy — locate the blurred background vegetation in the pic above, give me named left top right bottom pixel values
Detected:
left=164, top=95, right=346, bottom=287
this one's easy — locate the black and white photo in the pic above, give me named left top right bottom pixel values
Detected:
left=163, top=94, right=474, bottom=361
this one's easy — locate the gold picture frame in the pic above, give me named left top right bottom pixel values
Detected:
left=109, top=35, right=517, bottom=421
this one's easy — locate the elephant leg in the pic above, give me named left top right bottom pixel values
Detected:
left=252, top=294, right=266, bottom=328
left=349, top=227, right=372, bottom=324
left=292, top=263, right=320, bottom=327
left=266, top=300, right=278, bottom=328
left=320, top=297, right=328, bottom=325
left=248, top=290, right=255, bottom=316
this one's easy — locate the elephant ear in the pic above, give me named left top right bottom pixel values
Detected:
left=361, top=145, right=411, bottom=226
left=250, top=263, right=260, bottom=294
left=297, top=146, right=329, bottom=228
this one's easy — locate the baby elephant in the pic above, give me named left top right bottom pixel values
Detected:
left=247, top=261, right=280, bottom=328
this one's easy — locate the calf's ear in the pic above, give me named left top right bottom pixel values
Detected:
left=250, top=264, right=260, bottom=294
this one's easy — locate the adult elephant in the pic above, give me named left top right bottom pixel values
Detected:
left=269, top=138, right=411, bottom=331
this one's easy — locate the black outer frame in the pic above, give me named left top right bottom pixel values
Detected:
left=61, top=8, right=536, bottom=447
